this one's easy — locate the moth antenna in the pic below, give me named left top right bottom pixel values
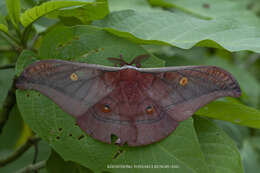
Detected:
left=107, top=57, right=128, bottom=67
left=130, top=54, right=150, bottom=67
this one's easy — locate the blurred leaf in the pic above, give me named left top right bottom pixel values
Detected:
left=0, top=140, right=51, bottom=173
left=0, top=0, right=7, bottom=16
left=16, top=25, right=213, bottom=173
left=6, top=0, right=21, bottom=29
left=94, top=9, right=260, bottom=53
left=0, top=12, right=8, bottom=33
left=194, top=117, right=244, bottom=173
left=250, top=136, right=260, bottom=151
left=0, top=68, right=15, bottom=108
left=240, top=139, right=260, bottom=173
left=108, top=0, right=153, bottom=12
left=0, top=105, right=23, bottom=151
left=196, top=100, right=260, bottom=129
left=214, top=120, right=250, bottom=149
left=33, top=17, right=59, bottom=33
left=246, top=0, right=260, bottom=16
left=21, top=0, right=38, bottom=9
left=20, top=0, right=98, bottom=27
left=46, top=150, right=93, bottom=173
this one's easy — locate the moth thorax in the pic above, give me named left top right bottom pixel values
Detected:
left=119, top=69, right=140, bottom=81
left=118, top=81, right=143, bottom=104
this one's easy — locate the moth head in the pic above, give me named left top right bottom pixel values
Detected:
left=107, top=54, right=150, bottom=68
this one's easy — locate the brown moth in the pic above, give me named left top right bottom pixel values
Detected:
left=16, top=55, right=241, bottom=146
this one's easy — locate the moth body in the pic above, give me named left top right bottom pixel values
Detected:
left=16, top=59, right=241, bottom=146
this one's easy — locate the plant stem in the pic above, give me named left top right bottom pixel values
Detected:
left=21, top=25, right=33, bottom=49
left=0, top=80, right=16, bottom=134
left=0, top=31, right=21, bottom=46
left=14, top=160, right=46, bottom=173
left=33, top=143, right=39, bottom=173
left=0, top=136, right=41, bottom=167
left=0, top=64, right=15, bottom=70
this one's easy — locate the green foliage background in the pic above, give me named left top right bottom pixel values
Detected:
left=1, top=0, right=260, bottom=173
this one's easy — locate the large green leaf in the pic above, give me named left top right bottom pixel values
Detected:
left=20, top=0, right=100, bottom=27
left=196, top=101, right=260, bottom=129
left=94, top=9, right=260, bottom=53
left=47, top=0, right=109, bottom=24
left=6, top=0, right=20, bottom=29
left=16, top=25, right=212, bottom=172
left=39, top=25, right=164, bottom=67
left=194, top=117, right=244, bottom=173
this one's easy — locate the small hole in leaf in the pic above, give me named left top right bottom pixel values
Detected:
left=113, top=149, right=124, bottom=159
left=56, top=136, right=60, bottom=140
left=78, top=135, right=84, bottom=140
left=38, top=94, right=41, bottom=96
left=69, top=133, right=72, bottom=137
left=75, top=123, right=78, bottom=126
left=58, top=128, right=63, bottom=131
left=26, top=94, right=30, bottom=97
left=203, top=3, right=210, bottom=8
left=95, top=49, right=99, bottom=52
left=57, top=43, right=64, bottom=48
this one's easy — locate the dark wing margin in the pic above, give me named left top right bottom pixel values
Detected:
left=16, top=60, right=118, bottom=117
left=143, top=66, right=241, bottom=122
